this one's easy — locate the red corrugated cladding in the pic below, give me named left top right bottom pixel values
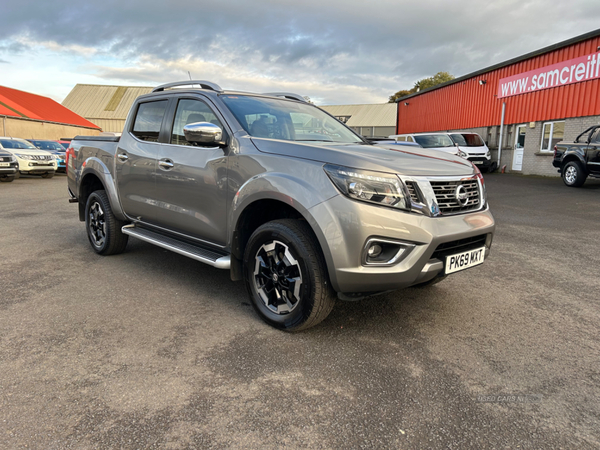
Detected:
left=397, top=35, right=600, bottom=133
left=0, top=85, right=100, bottom=129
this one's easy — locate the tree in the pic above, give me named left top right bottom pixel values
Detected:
left=388, top=72, right=455, bottom=102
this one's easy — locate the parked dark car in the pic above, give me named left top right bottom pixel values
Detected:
left=27, top=139, right=67, bottom=172
left=0, top=148, right=19, bottom=182
left=552, top=125, right=600, bottom=187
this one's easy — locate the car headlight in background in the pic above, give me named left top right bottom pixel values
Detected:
left=486, top=150, right=491, bottom=158
left=13, top=153, right=34, bottom=160
left=323, top=164, right=410, bottom=211
left=456, top=149, right=468, bottom=158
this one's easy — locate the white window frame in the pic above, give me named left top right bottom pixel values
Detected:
left=540, top=120, right=565, bottom=153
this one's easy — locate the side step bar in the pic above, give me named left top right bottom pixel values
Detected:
left=122, top=225, right=230, bottom=269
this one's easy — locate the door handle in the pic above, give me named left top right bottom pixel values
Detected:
left=117, top=153, right=129, bottom=162
left=158, top=159, right=174, bottom=170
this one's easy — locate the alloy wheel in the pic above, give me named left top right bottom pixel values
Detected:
left=88, top=201, right=106, bottom=247
left=564, top=166, right=577, bottom=184
left=253, top=240, right=303, bottom=314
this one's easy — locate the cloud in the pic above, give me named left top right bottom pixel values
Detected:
left=0, top=59, right=9, bottom=64
left=0, top=0, right=599, bottom=103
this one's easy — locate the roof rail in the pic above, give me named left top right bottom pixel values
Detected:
left=262, top=92, right=307, bottom=102
left=152, top=80, right=223, bottom=93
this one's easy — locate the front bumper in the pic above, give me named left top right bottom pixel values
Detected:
left=309, top=194, right=495, bottom=294
left=0, top=163, right=19, bottom=175
left=17, top=159, right=57, bottom=174
left=467, top=156, right=491, bottom=168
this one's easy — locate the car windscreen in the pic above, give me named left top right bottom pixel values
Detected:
left=0, top=139, right=36, bottom=149
left=30, top=140, right=65, bottom=150
left=450, top=133, right=485, bottom=147
left=221, top=95, right=364, bottom=144
left=413, top=134, right=454, bottom=148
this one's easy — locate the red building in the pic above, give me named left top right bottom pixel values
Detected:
left=396, top=29, right=600, bottom=176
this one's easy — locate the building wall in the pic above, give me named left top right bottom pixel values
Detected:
left=0, top=116, right=100, bottom=140
left=87, top=118, right=126, bottom=133
left=396, top=32, right=600, bottom=134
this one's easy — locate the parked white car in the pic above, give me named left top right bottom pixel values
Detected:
left=448, top=132, right=493, bottom=172
left=0, top=137, right=57, bottom=178
left=391, top=132, right=493, bottom=172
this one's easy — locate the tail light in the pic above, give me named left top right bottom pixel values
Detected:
left=65, top=146, right=75, bottom=174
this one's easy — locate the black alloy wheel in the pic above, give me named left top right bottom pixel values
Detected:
left=85, top=190, right=129, bottom=255
left=244, top=219, right=336, bottom=331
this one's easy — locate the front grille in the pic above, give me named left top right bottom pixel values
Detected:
left=430, top=179, right=480, bottom=214
left=30, top=155, right=53, bottom=160
left=405, top=181, right=420, bottom=203
left=431, top=234, right=487, bottom=260
left=0, top=156, right=8, bottom=162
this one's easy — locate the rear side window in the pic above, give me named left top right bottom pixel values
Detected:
left=131, top=100, right=168, bottom=142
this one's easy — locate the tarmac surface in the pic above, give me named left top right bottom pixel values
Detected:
left=1, top=172, right=599, bottom=449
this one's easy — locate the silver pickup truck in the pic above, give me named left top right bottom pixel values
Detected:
left=67, top=81, right=495, bottom=331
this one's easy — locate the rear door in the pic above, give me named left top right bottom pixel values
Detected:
left=154, top=96, right=229, bottom=246
left=115, top=99, right=169, bottom=223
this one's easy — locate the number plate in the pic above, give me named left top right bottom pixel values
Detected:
left=472, top=160, right=484, bottom=164
left=445, top=247, right=485, bottom=274
left=0, top=162, right=9, bottom=167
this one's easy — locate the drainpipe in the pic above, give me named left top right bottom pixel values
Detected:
left=497, top=102, right=506, bottom=166
left=2, top=116, right=5, bottom=136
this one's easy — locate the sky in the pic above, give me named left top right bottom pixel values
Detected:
left=0, top=0, right=599, bottom=106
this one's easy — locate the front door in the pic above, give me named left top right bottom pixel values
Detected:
left=512, top=125, right=526, bottom=171
left=588, top=129, right=600, bottom=175
left=115, top=99, right=169, bottom=223
left=154, top=98, right=229, bottom=246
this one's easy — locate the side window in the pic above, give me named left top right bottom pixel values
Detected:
left=407, top=136, right=414, bottom=142
left=131, top=100, right=168, bottom=142
left=590, top=129, right=600, bottom=144
left=396, top=136, right=406, bottom=142
left=171, top=99, right=223, bottom=146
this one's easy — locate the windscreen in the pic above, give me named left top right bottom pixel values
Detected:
left=413, top=134, right=454, bottom=148
left=0, top=139, right=36, bottom=149
left=30, top=140, right=65, bottom=150
left=221, top=95, right=364, bottom=144
left=450, top=133, right=484, bottom=147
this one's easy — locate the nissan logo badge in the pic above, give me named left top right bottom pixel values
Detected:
left=455, top=185, right=469, bottom=206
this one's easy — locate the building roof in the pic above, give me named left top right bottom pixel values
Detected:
left=398, top=28, right=600, bottom=101
left=0, top=85, right=100, bottom=129
left=319, top=103, right=397, bottom=127
left=62, top=84, right=154, bottom=120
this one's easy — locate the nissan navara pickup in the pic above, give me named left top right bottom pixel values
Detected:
left=67, top=81, right=495, bottom=331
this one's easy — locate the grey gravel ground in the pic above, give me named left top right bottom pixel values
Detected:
left=1, top=172, right=599, bottom=449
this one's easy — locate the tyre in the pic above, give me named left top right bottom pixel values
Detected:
left=85, top=190, right=129, bottom=255
left=0, top=175, right=15, bottom=182
left=41, top=172, right=55, bottom=179
left=562, top=161, right=587, bottom=187
left=243, top=219, right=336, bottom=331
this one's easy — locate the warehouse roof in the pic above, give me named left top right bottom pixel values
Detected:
left=0, top=85, right=100, bottom=129
left=319, top=103, right=397, bottom=127
left=62, top=84, right=154, bottom=120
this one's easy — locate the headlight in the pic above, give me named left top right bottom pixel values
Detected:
left=14, top=153, right=34, bottom=160
left=486, top=150, right=491, bottom=158
left=323, top=164, right=410, bottom=210
left=456, top=150, right=468, bottom=158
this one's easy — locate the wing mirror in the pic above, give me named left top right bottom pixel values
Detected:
left=183, top=122, right=227, bottom=147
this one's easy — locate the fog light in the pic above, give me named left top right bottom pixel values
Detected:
left=363, top=238, right=416, bottom=266
left=367, top=244, right=382, bottom=258
left=29, top=162, right=34, bottom=166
